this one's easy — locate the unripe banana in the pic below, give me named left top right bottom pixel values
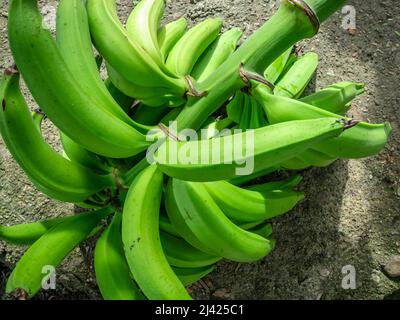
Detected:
left=201, top=117, right=234, bottom=140
left=156, top=118, right=348, bottom=182
left=165, top=179, right=275, bottom=262
left=106, top=64, right=184, bottom=107
left=132, top=104, right=170, bottom=126
left=246, top=174, right=302, bottom=192
left=173, top=265, right=214, bottom=287
left=264, top=46, right=293, bottom=84
left=227, top=91, right=244, bottom=124
left=254, top=87, right=392, bottom=159
left=295, top=148, right=336, bottom=168
left=158, top=17, right=188, bottom=61
left=192, top=28, right=243, bottom=83
left=87, top=0, right=187, bottom=95
left=166, top=18, right=223, bottom=76
left=126, top=0, right=165, bottom=67
left=161, top=231, right=221, bottom=268
left=203, top=181, right=304, bottom=222
left=31, top=110, right=45, bottom=133
left=273, top=52, right=319, bottom=98
left=238, top=94, right=252, bottom=129
left=159, top=214, right=181, bottom=237
left=60, top=132, right=111, bottom=174
left=6, top=206, right=114, bottom=299
left=94, top=213, right=145, bottom=300
left=0, top=213, right=104, bottom=246
left=104, top=78, right=134, bottom=113
left=8, top=0, right=150, bottom=158
left=0, top=217, right=68, bottom=245
left=122, top=165, right=191, bottom=300
left=0, top=72, right=115, bottom=203
left=299, top=82, right=365, bottom=115
left=56, top=0, right=141, bottom=129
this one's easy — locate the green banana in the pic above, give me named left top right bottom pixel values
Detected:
left=165, top=179, right=274, bottom=262
left=106, top=64, right=184, bottom=107
left=31, top=110, right=45, bottom=133
left=201, top=117, right=234, bottom=140
left=254, top=87, right=392, bottom=159
left=94, top=213, right=145, bottom=300
left=0, top=72, right=115, bottom=203
left=166, top=18, right=223, bottom=76
left=229, top=166, right=280, bottom=186
left=122, top=165, right=191, bottom=300
left=0, top=213, right=105, bottom=246
left=203, top=181, right=304, bottom=222
left=87, top=0, right=187, bottom=95
left=238, top=94, right=252, bottom=130
left=8, top=0, right=150, bottom=158
left=173, top=266, right=214, bottom=287
left=249, top=223, right=274, bottom=239
left=56, top=0, right=140, bottom=129
left=6, top=206, right=114, bottom=299
left=192, top=28, right=243, bottom=83
left=299, top=81, right=365, bottom=114
left=156, top=118, right=348, bottom=181
left=227, top=91, right=244, bottom=124
left=273, top=52, right=319, bottom=98
left=158, top=17, right=188, bottom=61
left=60, top=131, right=111, bottom=174
left=132, top=104, right=170, bottom=126
left=263, top=46, right=293, bottom=84
left=161, top=231, right=221, bottom=268
left=295, top=148, right=336, bottom=168
left=246, top=174, right=302, bottom=192
left=125, top=0, right=165, bottom=67
left=159, top=213, right=181, bottom=237
left=104, top=78, right=134, bottom=113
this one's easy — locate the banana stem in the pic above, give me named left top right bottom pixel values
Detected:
left=174, top=0, right=348, bottom=132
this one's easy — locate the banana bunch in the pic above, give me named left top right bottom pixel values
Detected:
left=0, top=0, right=391, bottom=300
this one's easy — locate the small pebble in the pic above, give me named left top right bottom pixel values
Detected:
left=384, top=256, right=400, bottom=278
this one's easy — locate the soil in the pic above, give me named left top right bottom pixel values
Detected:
left=0, top=0, right=399, bottom=300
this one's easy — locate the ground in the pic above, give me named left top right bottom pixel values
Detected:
left=0, top=0, right=399, bottom=300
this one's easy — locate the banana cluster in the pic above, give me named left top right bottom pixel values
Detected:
left=0, top=0, right=391, bottom=300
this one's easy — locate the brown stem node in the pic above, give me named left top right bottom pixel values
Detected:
left=287, top=0, right=320, bottom=35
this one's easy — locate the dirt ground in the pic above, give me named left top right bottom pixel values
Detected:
left=0, top=0, right=399, bottom=300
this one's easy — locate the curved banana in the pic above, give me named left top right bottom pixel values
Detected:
left=132, top=104, right=170, bottom=126
left=104, top=78, right=134, bottom=113
left=166, top=18, right=223, bottom=76
left=192, top=28, right=242, bottom=83
left=159, top=213, right=181, bottom=237
left=0, top=217, right=68, bottom=245
left=273, top=52, right=319, bottom=98
left=246, top=174, right=302, bottom=192
left=254, top=87, right=392, bottom=159
left=126, top=0, right=165, bottom=67
left=6, top=206, right=114, bottom=299
left=156, top=118, right=348, bottom=181
left=56, top=0, right=141, bottom=129
left=173, top=265, right=214, bottom=287
left=203, top=181, right=304, bottom=222
left=31, top=110, right=45, bottom=133
left=299, top=81, right=365, bottom=115
left=263, top=46, right=293, bottom=84
left=238, top=94, right=252, bottom=129
left=161, top=231, right=221, bottom=268
left=87, top=0, right=187, bottom=95
left=122, top=165, right=191, bottom=300
left=8, top=0, right=150, bottom=158
left=0, top=72, right=115, bottom=203
left=60, top=131, right=111, bottom=174
left=94, top=212, right=145, bottom=300
left=165, top=179, right=274, bottom=262
left=158, top=17, right=188, bottom=61
left=106, top=64, right=184, bottom=107
left=227, top=91, right=244, bottom=124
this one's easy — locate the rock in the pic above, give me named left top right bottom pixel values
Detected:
left=384, top=256, right=400, bottom=278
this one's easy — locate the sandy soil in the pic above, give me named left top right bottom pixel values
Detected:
left=0, top=0, right=399, bottom=300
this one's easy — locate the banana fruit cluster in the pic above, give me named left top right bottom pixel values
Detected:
left=0, top=0, right=391, bottom=300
